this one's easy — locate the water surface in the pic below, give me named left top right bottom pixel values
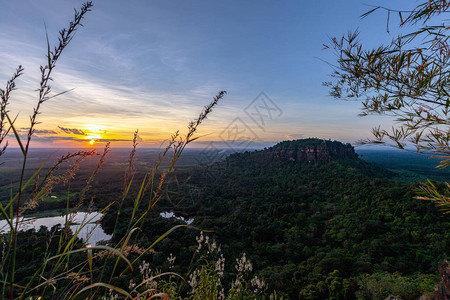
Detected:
left=0, top=212, right=111, bottom=245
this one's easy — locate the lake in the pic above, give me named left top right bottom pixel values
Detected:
left=0, top=212, right=111, bottom=245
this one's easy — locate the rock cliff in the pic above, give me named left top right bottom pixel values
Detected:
left=265, top=138, right=357, bottom=162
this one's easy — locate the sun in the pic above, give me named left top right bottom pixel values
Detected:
left=83, top=127, right=103, bottom=146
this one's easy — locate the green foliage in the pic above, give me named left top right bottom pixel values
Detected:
left=158, top=140, right=449, bottom=298
left=325, top=1, right=450, bottom=154
left=298, top=270, right=356, bottom=300
left=183, top=236, right=267, bottom=300
left=273, top=139, right=352, bottom=151
left=325, top=1, right=450, bottom=212
left=355, top=272, right=438, bottom=299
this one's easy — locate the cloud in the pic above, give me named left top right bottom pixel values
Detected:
left=34, top=129, right=58, bottom=134
left=0, top=27, right=236, bottom=143
left=17, top=128, right=57, bottom=135
left=14, top=134, right=132, bottom=144
left=285, top=134, right=304, bottom=140
left=58, top=126, right=86, bottom=135
left=15, top=134, right=78, bottom=143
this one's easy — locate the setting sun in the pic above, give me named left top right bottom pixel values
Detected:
left=83, top=128, right=103, bottom=146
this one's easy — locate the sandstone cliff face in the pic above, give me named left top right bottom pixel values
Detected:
left=265, top=139, right=357, bottom=162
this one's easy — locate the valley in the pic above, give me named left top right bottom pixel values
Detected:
left=1, top=139, right=448, bottom=298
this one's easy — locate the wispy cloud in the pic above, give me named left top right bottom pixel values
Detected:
left=35, top=129, right=58, bottom=135
left=17, top=134, right=132, bottom=144
left=58, top=126, right=86, bottom=135
left=0, top=25, right=238, bottom=147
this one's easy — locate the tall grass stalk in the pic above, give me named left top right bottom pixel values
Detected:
left=1, top=3, right=93, bottom=298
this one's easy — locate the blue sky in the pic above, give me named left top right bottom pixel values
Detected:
left=0, top=0, right=417, bottom=148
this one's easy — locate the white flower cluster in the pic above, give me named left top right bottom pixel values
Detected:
left=215, top=253, right=225, bottom=277
left=128, top=279, right=136, bottom=290
left=235, top=253, right=252, bottom=273
left=218, top=287, right=225, bottom=300
left=208, top=239, right=220, bottom=254
left=188, top=269, right=199, bottom=290
left=167, top=253, right=176, bottom=269
left=137, top=260, right=157, bottom=290
left=139, top=260, right=151, bottom=281
left=196, top=232, right=204, bottom=252
left=196, top=231, right=221, bottom=254
left=250, top=275, right=266, bottom=293
left=231, top=277, right=242, bottom=293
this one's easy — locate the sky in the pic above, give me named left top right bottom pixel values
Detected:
left=0, top=0, right=418, bottom=149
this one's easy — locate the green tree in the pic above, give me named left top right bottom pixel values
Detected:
left=325, top=1, right=450, bottom=212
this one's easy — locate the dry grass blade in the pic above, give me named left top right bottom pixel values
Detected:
left=75, top=282, right=132, bottom=298
left=2, top=110, right=24, bottom=155
left=122, top=91, right=226, bottom=235
left=119, top=225, right=189, bottom=277
left=28, top=2, right=93, bottom=147
left=145, top=292, right=171, bottom=300
left=8, top=4, right=94, bottom=296
left=132, top=272, right=184, bottom=292
left=47, top=245, right=133, bottom=272
left=186, top=90, right=226, bottom=143
left=76, top=142, right=110, bottom=208
left=0, top=66, right=24, bottom=157
left=22, top=151, right=96, bottom=215
left=0, top=0, right=230, bottom=295
left=40, top=150, right=97, bottom=188
left=131, top=289, right=163, bottom=300
left=124, top=130, right=139, bottom=193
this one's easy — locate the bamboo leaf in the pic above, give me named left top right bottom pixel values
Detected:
left=361, top=7, right=380, bottom=19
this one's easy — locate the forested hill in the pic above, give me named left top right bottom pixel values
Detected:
left=214, top=138, right=392, bottom=179
left=261, top=138, right=357, bottom=162
left=147, top=138, right=449, bottom=299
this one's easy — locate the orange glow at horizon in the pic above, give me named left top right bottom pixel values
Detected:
left=83, top=126, right=104, bottom=144
left=7, top=122, right=231, bottom=148
left=84, top=134, right=102, bottom=140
